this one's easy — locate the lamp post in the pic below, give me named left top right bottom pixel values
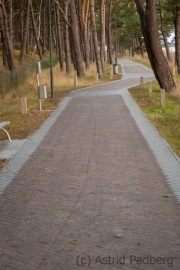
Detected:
left=48, top=0, right=54, bottom=98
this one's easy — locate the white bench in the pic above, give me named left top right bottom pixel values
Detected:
left=0, top=121, right=11, bottom=141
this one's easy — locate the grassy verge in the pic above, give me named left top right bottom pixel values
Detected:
left=0, top=61, right=121, bottom=141
left=129, top=80, right=180, bottom=157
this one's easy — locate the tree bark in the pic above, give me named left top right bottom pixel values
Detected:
left=69, top=0, right=84, bottom=77
left=82, top=0, right=90, bottom=69
left=64, top=2, right=71, bottom=74
left=89, top=0, right=102, bottom=78
left=0, top=1, right=15, bottom=70
left=7, top=0, right=13, bottom=49
left=174, top=5, right=180, bottom=74
left=55, top=4, right=64, bottom=71
left=107, top=0, right=114, bottom=64
left=134, top=0, right=175, bottom=92
left=159, top=6, right=172, bottom=62
left=100, top=0, right=105, bottom=73
left=19, top=0, right=31, bottom=64
left=42, top=1, right=46, bottom=55
left=30, top=1, right=42, bottom=60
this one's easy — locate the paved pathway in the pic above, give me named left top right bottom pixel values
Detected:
left=0, top=60, right=180, bottom=270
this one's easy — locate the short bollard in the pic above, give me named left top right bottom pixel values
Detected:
left=21, top=97, right=27, bottom=115
left=172, top=66, right=176, bottom=76
left=110, top=65, right=113, bottom=80
left=160, top=89, right=165, bottom=107
left=96, top=73, right=99, bottom=83
left=140, top=77, right=143, bottom=89
left=148, top=81, right=152, bottom=97
left=74, top=76, right=77, bottom=87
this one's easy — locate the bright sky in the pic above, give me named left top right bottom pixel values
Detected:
left=167, top=32, right=175, bottom=43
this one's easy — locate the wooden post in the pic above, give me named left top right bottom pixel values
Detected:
left=96, top=73, right=99, bottom=83
left=140, top=76, right=143, bottom=89
left=160, top=89, right=165, bottom=107
left=74, top=76, right=77, bottom=87
left=37, top=74, right=40, bottom=87
left=21, top=97, right=27, bottom=114
left=110, top=65, right=113, bottom=79
left=172, top=66, right=176, bottom=76
left=148, top=81, right=152, bottom=97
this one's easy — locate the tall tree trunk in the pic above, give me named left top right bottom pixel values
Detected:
left=107, top=0, right=113, bottom=64
left=69, top=0, right=84, bottom=77
left=42, top=1, right=46, bottom=55
left=134, top=0, right=175, bottom=92
left=82, top=0, right=90, bottom=69
left=100, top=0, right=105, bottom=73
left=131, top=34, right=135, bottom=57
left=30, top=1, right=42, bottom=60
left=7, top=0, right=13, bottom=50
left=159, top=6, right=172, bottom=62
left=19, top=0, right=31, bottom=64
left=55, top=4, right=64, bottom=71
left=89, top=0, right=102, bottom=78
left=69, top=28, right=76, bottom=70
left=64, top=2, right=71, bottom=73
left=0, top=1, right=15, bottom=70
left=174, top=5, right=180, bottom=74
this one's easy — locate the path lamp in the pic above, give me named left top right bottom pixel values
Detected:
left=48, top=0, right=54, bottom=98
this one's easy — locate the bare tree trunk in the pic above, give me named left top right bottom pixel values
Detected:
left=174, top=5, right=180, bottom=74
left=19, top=0, right=31, bottom=64
left=100, top=0, right=105, bottom=73
left=82, top=0, right=90, bottom=69
left=64, top=2, right=71, bottom=73
left=134, top=0, right=175, bottom=92
left=7, top=0, right=13, bottom=49
left=131, top=34, right=135, bottom=57
left=69, top=0, right=84, bottom=77
left=159, top=6, right=172, bottom=62
left=69, top=28, right=76, bottom=70
left=20, top=1, right=25, bottom=43
left=0, top=1, right=15, bottom=70
left=30, top=1, right=42, bottom=60
left=89, top=0, right=102, bottom=78
left=55, top=3, right=64, bottom=71
left=107, top=0, right=113, bottom=64
left=2, top=38, right=8, bottom=69
left=42, top=1, right=46, bottom=55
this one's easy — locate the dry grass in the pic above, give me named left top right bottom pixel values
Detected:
left=0, top=59, right=121, bottom=140
left=129, top=53, right=180, bottom=98
left=129, top=54, right=180, bottom=157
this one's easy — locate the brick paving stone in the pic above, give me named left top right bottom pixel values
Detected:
left=0, top=60, right=179, bottom=270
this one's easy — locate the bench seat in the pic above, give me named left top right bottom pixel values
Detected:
left=0, top=121, right=11, bottom=141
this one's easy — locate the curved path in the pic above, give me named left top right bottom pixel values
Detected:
left=0, top=60, right=180, bottom=270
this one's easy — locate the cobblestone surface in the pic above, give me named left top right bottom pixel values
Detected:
left=0, top=140, right=26, bottom=159
left=0, top=60, right=180, bottom=270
